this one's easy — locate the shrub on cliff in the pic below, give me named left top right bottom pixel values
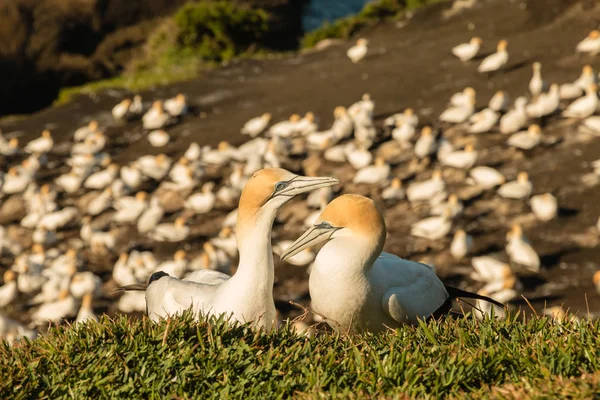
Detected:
left=173, top=1, right=270, bottom=63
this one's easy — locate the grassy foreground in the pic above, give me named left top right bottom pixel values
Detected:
left=2, top=312, right=600, bottom=398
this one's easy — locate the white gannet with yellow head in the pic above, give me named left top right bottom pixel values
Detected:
left=145, top=168, right=339, bottom=330
left=281, top=194, right=502, bottom=333
left=478, top=39, right=508, bottom=73
left=576, top=30, right=600, bottom=55
left=452, top=37, right=482, bottom=62
left=347, top=38, right=368, bottom=64
left=562, top=84, right=598, bottom=119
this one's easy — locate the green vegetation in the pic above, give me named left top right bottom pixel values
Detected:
left=301, top=0, right=440, bottom=49
left=2, top=311, right=600, bottom=398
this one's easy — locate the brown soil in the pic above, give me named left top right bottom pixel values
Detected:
left=2, top=0, right=600, bottom=325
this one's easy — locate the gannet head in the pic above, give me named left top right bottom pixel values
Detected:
left=88, top=120, right=99, bottom=131
left=404, top=108, right=414, bottom=116
left=122, top=98, right=133, bottom=107
left=8, top=138, right=18, bottom=148
left=174, top=250, right=187, bottom=261
left=532, top=62, right=541, bottom=71
left=362, top=93, right=371, bottom=101
left=497, top=40, right=508, bottom=51
left=281, top=194, right=386, bottom=262
left=391, top=177, right=402, bottom=189
left=3, top=270, right=16, bottom=282
left=176, top=93, right=186, bottom=103
left=583, top=65, right=594, bottom=76
left=135, top=191, right=148, bottom=201
left=587, top=83, right=598, bottom=94
left=333, top=106, right=347, bottom=118
left=357, top=38, right=368, bottom=46
left=516, top=171, right=529, bottom=183
left=528, top=124, right=541, bottom=135
left=262, top=113, right=272, bottom=121
left=152, top=101, right=163, bottom=112
left=589, top=30, right=600, bottom=39
left=454, top=229, right=466, bottom=239
left=470, top=37, right=482, bottom=45
left=593, top=270, right=600, bottom=287
left=422, top=126, right=433, bottom=136
left=237, top=168, right=339, bottom=226
left=41, top=130, right=52, bottom=139
left=304, top=112, right=315, bottom=122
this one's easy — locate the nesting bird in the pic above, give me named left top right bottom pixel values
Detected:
left=347, top=38, right=368, bottom=63
left=452, top=37, right=482, bottom=62
left=478, top=40, right=508, bottom=73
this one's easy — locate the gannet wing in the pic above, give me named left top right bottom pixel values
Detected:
left=184, top=269, right=230, bottom=285
left=377, top=253, right=449, bottom=324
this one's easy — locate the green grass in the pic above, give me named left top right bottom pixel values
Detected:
left=2, top=311, right=600, bottom=398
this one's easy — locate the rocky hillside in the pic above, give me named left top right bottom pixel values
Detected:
left=0, top=0, right=305, bottom=115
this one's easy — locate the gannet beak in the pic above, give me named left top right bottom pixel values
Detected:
left=272, top=176, right=339, bottom=199
left=281, top=222, right=340, bottom=261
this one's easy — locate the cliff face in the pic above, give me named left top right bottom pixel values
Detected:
left=0, top=0, right=305, bottom=115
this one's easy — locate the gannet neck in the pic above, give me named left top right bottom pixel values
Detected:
left=319, top=234, right=381, bottom=276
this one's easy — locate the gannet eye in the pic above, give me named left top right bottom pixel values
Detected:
left=320, top=221, right=332, bottom=229
left=274, top=182, right=288, bottom=192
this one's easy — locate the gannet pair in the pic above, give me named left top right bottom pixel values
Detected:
left=280, top=194, right=502, bottom=333
left=126, top=169, right=339, bottom=330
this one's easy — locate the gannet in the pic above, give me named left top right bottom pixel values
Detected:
left=471, top=256, right=512, bottom=283
left=242, top=113, right=271, bottom=137
left=25, top=130, right=53, bottom=154
left=583, top=116, right=600, bottom=134
left=70, top=272, right=102, bottom=298
left=75, top=293, right=98, bottom=324
left=508, top=124, right=542, bottom=150
left=345, top=143, right=373, bottom=170
left=84, top=164, right=119, bottom=189
left=185, top=182, right=216, bottom=214
left=112, top=98, right=132, bottom=120
left=431, top=194, right=463, bottom=217
left=529, top=62, right=546, bottom=98
left=164, top=93, right=188, bottom=117
left=560, top=65, right=597, bottom=100
left=562, top=84, right=598, bottom=119
left=384, top=108, right=418, bottom=129
left=440, top=144, right=477, bottom=169
left=450, top=229, right=473, bottom=260
left=330, top=106, right=354, bottom=140
left=113, top=191, right=148, bottom=223
left=593, top=271, right=600, bottom=295
left=526, top=84, right=560, bottom=118
left=273, top=240, right=315, bottom=267
left=143, top=101, right=170, bottom=130
left=193, top=242, right=232, bottom=274
left=488, top=90, right=509, bottom=112
left=210, top=227, right=238, bottom=258
left=391, top=118, right=416, bottom=145
left=450, top=87, right=476, bottom=108
left=407, top=170, right=446, bottom=202
left=74, top=120, right=99, bottom=142
left=0, top=137, right=19, bottom=156
left=0, top=270, right=17, bottom=307
left=280, top=194, right=502, bottom=332
left=295, top=112, right=318, bottom=136
left=478, top=40, right=508, bottom=73
left=382, top=178, right=405, bottom=202
left=576, top=30, right=600, bottom=55
left=307, top=186, right=334, bottom=209
left=468, top=108, right=499, bottom=134
left=411, top=210, right=453, bottom=240
left=347, top=38, right=368, bottom=63
left=87, top=187, right=113, bottom=216
left=203, top=141, right=236, bottom=166
left=142, top=168, right=339, bottom=329
left=414, top=126, right=437, bottom=158
left=353, top=157, right=390, bottom=185
left=469, top=166, right=505, bottom=189
left=39, top=207, right=78, bottom=231
left=138, top=154, right=172, bottom=180
left=452, top=37, right=482, bottom=62
left=269, top=114, right=301, bottom=138
left=474, top=276, right=520, bottom=320
left=120, top=162, right=143, bottom=189
left=153, top=250, right=188, bottom=279
left=31, top=289, right=78, bottom=325
left=506, top=225, right=540, bottom=272
left=530, top=193, right=557, bottom=221
left=148, top=130, right=170, bottom=147
left=500, top=97, right=528, bottom=134
left=439, top=97, right=475, bottom=123
left=72, top=132, right=107, bottom=155
left=2, top=167, right=32, bottom=195
left=497, top=172, right=532, bottom=199
left=148, top=216, right=189, bottom=242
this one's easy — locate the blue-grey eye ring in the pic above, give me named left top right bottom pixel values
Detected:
left=275, top=182, right=288, bottom=191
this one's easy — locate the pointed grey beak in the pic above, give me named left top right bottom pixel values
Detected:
left=281, top=222, right=340, bottom=261
left=272, top=176, right=339, bottom=200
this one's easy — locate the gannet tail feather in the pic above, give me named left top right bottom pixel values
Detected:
left=445, top=285, right=505, bottom=308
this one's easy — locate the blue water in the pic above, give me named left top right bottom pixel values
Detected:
left=302, top=0, right=372, bottom=32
